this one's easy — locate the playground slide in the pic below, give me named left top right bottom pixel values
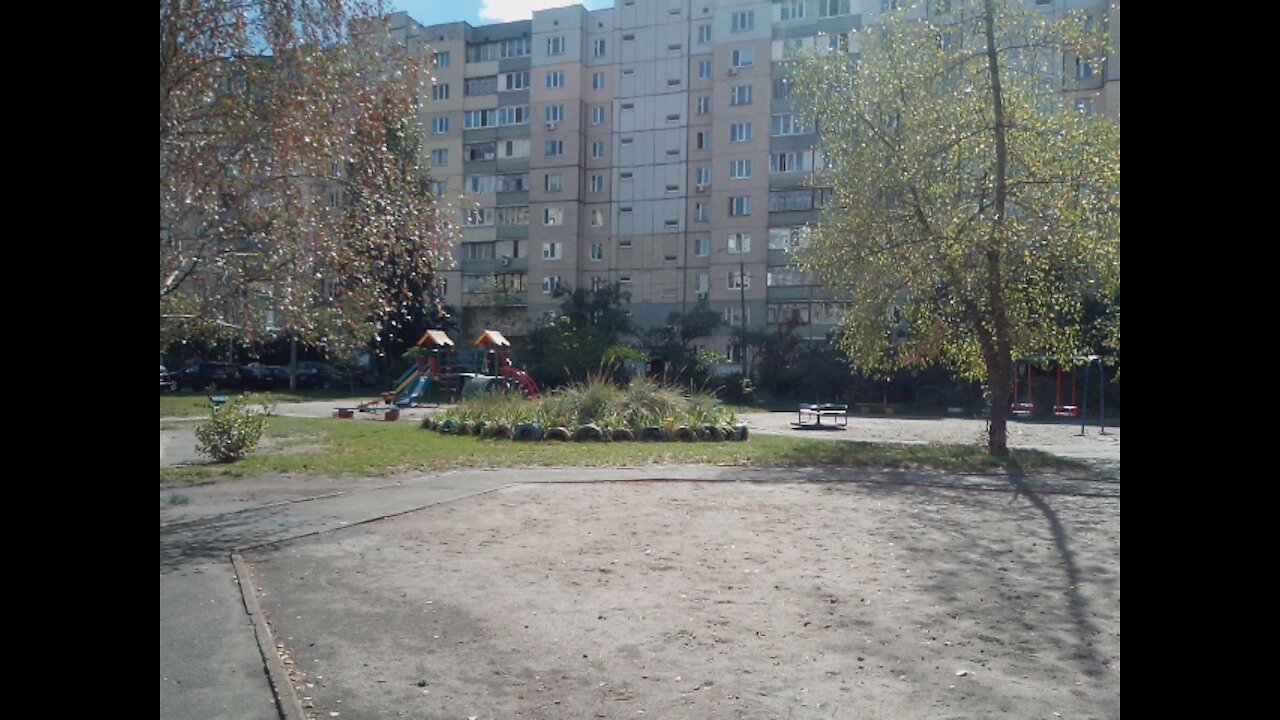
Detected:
left=395, top=373, right=431, bottom=407
left=501, top=367, right=540, bottom=399
left=391, top=366, right=420, bottom=396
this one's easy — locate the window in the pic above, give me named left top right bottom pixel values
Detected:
left=618, top=238, right=633, bottom=248
left=696, top=166, right=710, bottom=188
left=542, top=242, right=562, bottom=260
left=667, top=78, right=682, bottom=87
left=730, top=122, right=753, bottom=142
left=1075, top=57, right=1095, bottom=80
left=503, top=71, right=530, bottom=90
left=698, top=60, right=712, bottom=79
left=463, top=241, right=495, bottom=259
left=466, top=42, right=498, bottom=63
left=464, top=208, right=493, bottom=226
left=665, top=184, right=680, bottom=194
left=543, top=207, right=563, bottom=225
left=496, top=206, right=529, bottom=226
left=694, top=237, right=710, bottom=257
left=730, top=85, right=753, bottom=105
left=432, top=116, right=449, bottom=134
left=467, top=175, right=495, bottom=194
left=666, top=113, right=681, bottom=123
left=430, top=180, right=446, bottom=196
left=544, top=140, right=564, bottom=157
left=591, top=141, right=606, bottom=158
left=593, top=38, right=607, bottom=57
left=731, top=48, right=754, bottom=68
left=546, top=71, right=565, bottom=89
left=780, top=1, right=805, bottom=21
left=698, top=24, right=712, bottom=44
left=668, top=43, right=683, bottom=52
left=433, top=51, right=450, bottom=68
left=591, top=208, right=605, bottom=226
left=730, top=159, right=752, bottom=179
left=728, top=233, right=751, bottom=254
left=431, top=148, right=448, bottom=167
left=465, top=76, right=497, bottom=96
left=773, top=77, right=794, bottom=99
left=500, top=37, right=531, bottom=58
left=547, top=36, right=565, bottom=55
left=544, top=173, right=563, bottom=192
left=327, top=189, right=341, bottom=208
left=498, top=139, right=529, bottom=159
left=592, top=105, right=606, bottom=125
left=591, top=174, right=605, bottom=192
left=695, top=202, right=710, bottom=222
left=432, top=84, right=450, bottom=101
left=620, top=136, right=634, bottom=145
left=731, top=10, right=754, bottom=32
left=770, top=226, right=811, bottom=250
left=541, top=106, right=562, bottom=126
left=729, top=196, right=752, bottom=217
left=621, top=68, right=635, bottom=76
left=542, top=276, right=561, bottom=294
left=592, top=72, right=605, bottom=90
left=697, top=96, right=711, bottom=114
left=695, top=273, right=709, bottom=294
left=622, top=33, right=635, bottom=41
left=727, top=271, right=750, bottom=290
left=772, top=114, right=813, bottom=136
left=769, top=189, right=814, bottom=211
left=820, top=0, right=851, bottom=17
left=1074, top=97, right=1095, bottom=116
left=695, top=131, right=711, bottom=150
left=591, top=242, right=604, bottom=260
left=770, top=151, right=809, bottom=173
left=496, top=173, right=529, bottom=192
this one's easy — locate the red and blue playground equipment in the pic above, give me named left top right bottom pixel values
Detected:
left=474, top=329, right=540, bottom=398
left=383, top=329, right=457, bottom=407
left=386, top=328, right=540, bottom=405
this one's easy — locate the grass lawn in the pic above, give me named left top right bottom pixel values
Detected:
left=159, top=415, right=1087, bottom=484
left=159, top=389, right=376, bottom=418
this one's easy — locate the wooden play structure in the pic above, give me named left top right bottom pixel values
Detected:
left=473, top=329, right=540, bottom=399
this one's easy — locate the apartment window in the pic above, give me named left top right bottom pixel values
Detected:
left=500, top=37, right=531, bottom=58
left=547, top=36, right=565, bottom=55
left=463, top=242, right=496, bottom=260
left=544, top=173, right=563, bottom=192
left=465, top=76, right=497, bottom=96
left=667, top=78, right=681, bottom=87
left=590, top=242, right=604, bottom=260
left=467, top=175, right=495, bottom=194
left=622, top=33, right=636, bottom=41
left=666, top=113, right=681, bottom=123
left=773, top=77, right=794, bottom=99
left=770, top=226, right=811, bottom=250
left=698, top=60, right=712, bottom=79
left=327, top=189, right=341, bottom=208
left=1075, top=57, right=1095, bottom=80
left=730, top=122, right=753, bottom=142
left=431, top=148, right=448, bottom=167
left=543, top=207, right=563, bottom=226
left=770, top=151, right=809, bottom=173
left=618, top=238, right=633, bottom=248
left=730, top=159, right=752, bottom=179
left=695, top=273, right=709, bottom=293
left=780, top=1, right=805, bottom=21
left=542, top=276, right=561, bottom=294
left=591, top=174, right=605, bottom=192
left=731, top=48, right=754, bottom=68
left=696, top=166, right=710, bottom=188
left=545, top=105, right=565, bottom=125
left=464, top=208, right=493, bottom=226
left=503, top=71, right=530, bottom=90
left=727, top=271, right=750, bottom=290
left=496, top=206, right=530, bottom=226
left=592, top=105, right=607, bottom=125
left=665, top=184, right=680, bottom=194
left=498, top=139, right=529, bottom=159
left=668, top=43, right=683, bottom=52
left=729, top=196, right=752, bottom=217
left=698, top=24, right=712, bottom=44
left=669, top=6, right=682, bottom=15
left=694, top=237, right=710, bottom=257
left=592, top=72, right=605, bottom=90
left=542, top=242, right=562, bottom=260
left=697, top=96, right=710, bottom=114
left=544, top=140, right=564, bottom=157
left=546, top=71, right=565, bottom=89
left=695, top=202, right=710, bottom=222
left=593, top=38, right=607, bottom=57
left=620, top=136, right=634, bottom=146
left=591, top=141, right=606, bottom=158
left=820, top=0, right=852, bottom=17
left=432, top=116, right=450, bottom=134
left=696, top=131, right=711, bottom=150
left=771, top=113, right=813, bottom=136
left=619, top=275, right=632, bottom=285
left=496, top=173, right=529, bottom=192
left=432, top=84, right=450, bottom=101
left=770, top=189, right=815, bottom=211
left=882, top=0, right=905, bottom=10
left=591, top=208, right=605, bottom=226
left=468, top=141, right=498, bottom=161
left=731, top=85, right=753, bottom=106
left=467, top=43, right=498, bottom=63
left=430, top=180, right=446, bottom=196
left=432, top=51, right=450, bottom=68
left=731, top=10, right=754, bottom=32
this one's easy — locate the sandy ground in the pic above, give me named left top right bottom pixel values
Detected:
left=247, top=477, right=1119, bottom=719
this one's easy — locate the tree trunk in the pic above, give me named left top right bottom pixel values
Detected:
left=982, top=0, right=1012, bottom=458
left=986, top=352, right=1010, bottom=457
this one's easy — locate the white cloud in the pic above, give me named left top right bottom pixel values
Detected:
left=479, top=0, right=583, bottom=22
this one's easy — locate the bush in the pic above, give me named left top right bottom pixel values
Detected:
left=194, top=395, right=268, bottom=463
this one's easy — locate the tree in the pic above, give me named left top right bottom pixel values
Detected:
left=524, top=283, right=635, bottom=387
left=790, top=0, right=1119, bottom=455
left=160, top=0, right=453, bottom=357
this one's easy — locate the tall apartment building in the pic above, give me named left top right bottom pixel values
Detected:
left=389, top=0, right=1119, bottom=364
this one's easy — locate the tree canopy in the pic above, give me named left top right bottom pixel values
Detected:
left=160, top=0, right=454, bottom=355
left=790, top=0, right=1119, bottom=455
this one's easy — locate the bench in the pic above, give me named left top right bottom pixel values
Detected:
left=334, top=405, right=401, bottom=421
left=795, top=403, right=849, bottom=429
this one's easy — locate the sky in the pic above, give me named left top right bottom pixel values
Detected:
left=393, top=0, right=614, bottom=28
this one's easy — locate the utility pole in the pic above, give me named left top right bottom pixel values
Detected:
left=739, top=253, right=748, bottom=376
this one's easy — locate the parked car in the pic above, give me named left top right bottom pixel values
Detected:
left=176, top=362, right=243, bottom=391
left=295, top=361, right=378, bottom=389
left=160, top=365, right=178, bottom=394
left=240, top=363, right=290, bottom=391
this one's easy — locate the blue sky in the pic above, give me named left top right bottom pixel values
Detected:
left=393, top=0, right=614, bottom=27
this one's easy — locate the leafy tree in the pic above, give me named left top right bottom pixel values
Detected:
left=160, top=0, right=453, bottom=357
left=525, top=283, right=635, bottom=387
left=791, top=0, right=1119, bottom=455
left=642, top=301, right=724, bottom=383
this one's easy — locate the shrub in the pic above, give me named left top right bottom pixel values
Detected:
left=194, top=395, right=267, bottom=463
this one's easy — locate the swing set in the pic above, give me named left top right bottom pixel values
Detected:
left=1010, top=356, right=1112, bottom=433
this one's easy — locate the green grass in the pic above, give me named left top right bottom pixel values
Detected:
left=159, top=416, right=1088, bottom=484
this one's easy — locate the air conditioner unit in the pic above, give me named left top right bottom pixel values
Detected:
left=546, top=121, right=558, bottom=130
left=500, top=255, right=512, bottom=267
left=728, top=67, right=738, bottom=76
left=695, top=183, right=708, bottom=192
left=696, top=291, right=707, bottom=300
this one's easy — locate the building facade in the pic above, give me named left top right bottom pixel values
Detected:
left=390, top=0, right=1119, bottom=362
